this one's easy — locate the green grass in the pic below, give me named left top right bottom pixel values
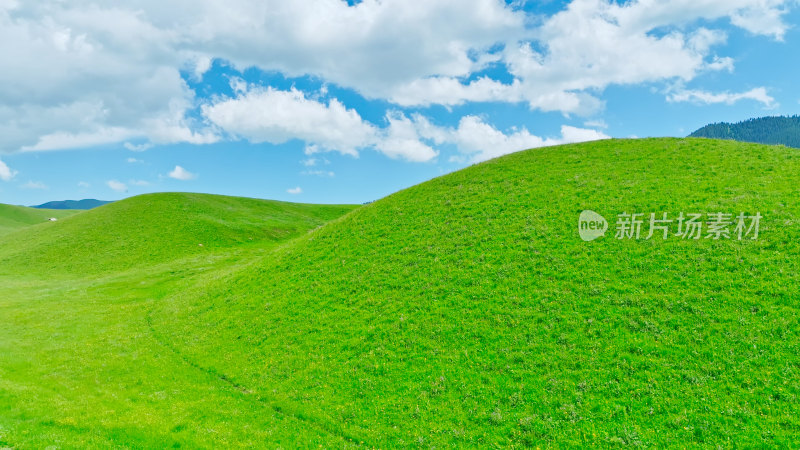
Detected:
left=2, top=138, right=800, bottom=447
left=0, top=192, right=356, bottom=277
left=0, top=193, right=358, bottom=448
left=0, top=204, right=78, bottom=237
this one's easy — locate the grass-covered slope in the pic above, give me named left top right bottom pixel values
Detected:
left=0, top=204, right=78, bottom=236
left=0, top=193, right=358, bottom=448
left=0, top=192, right=357, bottom=276
left=152, top=138, right=800, bottom=446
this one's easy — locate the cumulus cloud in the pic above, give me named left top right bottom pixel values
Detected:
left=453, top=120, right=610, bottom=163
left=0, top=0, right=793, bottom=154
left=389, top=77, right=523, bottom=108
left=0, top=159, right=17, bottom=181
left=0, top=5, right=213, bottom=154
left=667, top=87, right=777, bottom=107
left=168, top=165, right=197, bottom=181
left=0, top=0, right=521, bottom=154
left=413, top=115, right=610, bottom=163
left=203, top=85, right=438, bottom=162
left=728, top=1, right=792, bottom=40
left=180, top=0, right=525, bottom=98
left=376, top=112, right=438, bottom=162
left=107, top=180, right=127, bottom=192
left=126, top=157, right=143, bottom=164
left=286, top=186, right=302, bottom=194
left=203, top=86, right=374, bottom=157
left=387, top=0, right=793, bottom=111
left=182, top=0, right=790, bottom=111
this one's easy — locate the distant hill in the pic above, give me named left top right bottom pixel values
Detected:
left=0, top=192, right=357, bottom=275
left=0, top=204, right=79, bottom=236
left=689, top=115, right=800, bottom=147
left=33, top=199, right=112, bottom=210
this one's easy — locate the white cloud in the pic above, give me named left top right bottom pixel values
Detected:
left=1, top=0, right=515, bottom=152
left=451, top=119, right=609, bottom=162
left=78, top=181, right=90, bottom=188
left=385, top=0, right=792, bottom=111
left=190, top=54, right=213, bottom=81
left=0, top=159, right=17, bottom=181
left=186, top=0, right=790, bottom=110
left=0, top=0, right=793, bottom=154
left=287, top=186, right=302, bottom=194
left=204, top=86, right=374, bottom=157
left=413, top=114, right=610, bottom=163
left=301, top=156, right=331, bottom=167
left=389, top=77, right=522, bottom=108
left=204, top=85, right=439, bottom=162
left=107, top=180, right=127, bottom=192
left=377, top=112, right=438, bottom=162
left=142, top=98, right=220, bottom=145
left=705, top=56, right=735, bottom=72
left=129, top=179, right=150, bottom=186
left=560, top=125, right=611, bottom=143
left=607, top=0, right=791, bottom=40
left=20, top=127, right=136, bottom=153
left=21, top=180, right=47, bottom=190
left=168, top=165, right=197, bottom=181
left=667, top=87, right=777, bottom=107
left=729, top=0, right=791, bottom=40
left=126, top=157, right=143, bottom=164
left=0, top=6, right=217, bottom=154
left=181, top=0, right=525, bottom=99
left=124, top=142, right=154, bottom=152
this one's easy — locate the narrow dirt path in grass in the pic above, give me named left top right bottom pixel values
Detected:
left=0, top=253, right=347, bottom=447
left=144, top=305, right=368, bottom=446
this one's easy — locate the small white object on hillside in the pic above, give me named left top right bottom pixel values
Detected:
left=48, top=217, right=58, bottom=222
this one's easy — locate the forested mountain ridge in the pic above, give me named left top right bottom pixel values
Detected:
left=689, top=115, right=800, bottom=147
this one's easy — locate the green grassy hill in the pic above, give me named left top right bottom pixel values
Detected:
left=0, top=192, right=357, bottom=277
left=0, top=204, right=79, bottom=236
left=1, top=138, right=799, bottom=447
left=152, top=138, right=800, bottom=446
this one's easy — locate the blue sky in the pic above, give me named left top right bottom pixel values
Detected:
left=1, top=0, right=799, bottom=206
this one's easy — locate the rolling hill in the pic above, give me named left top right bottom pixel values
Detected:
left=0, top=192, right=357, bottom=277
left=33, top=199, right=112, bottom=210
left=151, top=138, right=800, bottom=446
left=0, top=193, right=358, bottom=448
left=689, top=115, right=800, bottom=147
left=0, top=203, right=79, bottom=236
left=1, top=138, right=799, bottom=447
